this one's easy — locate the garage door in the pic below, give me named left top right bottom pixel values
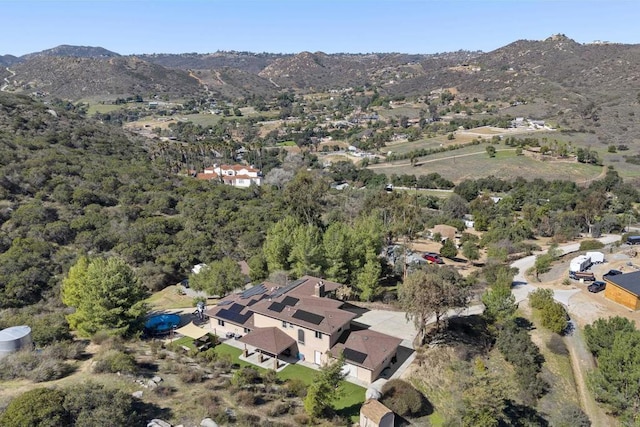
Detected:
left=341, top=363, right=358, bottom=377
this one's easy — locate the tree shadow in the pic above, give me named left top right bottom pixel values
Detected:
left=335, top=402, right=361, bottom=421
left=425, top=315, right=494, bottom=358
left=503, top=400, right=548, bottom=427
left=513, top=316, right=534, bottom=330
left=133, top=399, right=173, bottom=425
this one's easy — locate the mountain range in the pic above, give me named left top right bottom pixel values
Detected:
left=1, top=35, right=639, bottom=143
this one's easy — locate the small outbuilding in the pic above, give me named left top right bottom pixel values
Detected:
left=432, top=224, right=456, bottom=242
left=604, top=271, right=640, bottom=310
left=0, top=325, right=32, bottom=359
left=360, top=399, right=394, bottom=427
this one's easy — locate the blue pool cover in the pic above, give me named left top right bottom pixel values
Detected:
left=145, top=314, right=180, bottom=333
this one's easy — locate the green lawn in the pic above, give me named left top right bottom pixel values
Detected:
left=213, top=344, right=366, bottom=421
left=276, top=140, right=297, bottom=147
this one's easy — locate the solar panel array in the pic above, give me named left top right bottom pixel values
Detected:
left=271, top=278, right=307, bottom=298
left=228, top=303, right=244, bottom=313
left=241, top=283, right=267, bottom=299
left=292, top=309, right=324, bottom=325
left=343, top=348, right=368, bottom=364
left=217, top=309, right=252, bottom=325
left=282, top=296, right=299, bottom=306
left=268, top=302, right=285, bottom=313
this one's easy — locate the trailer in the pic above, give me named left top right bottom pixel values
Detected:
left=569, top=255, right=592, bottom=273
left=586, top=251, right=605, bottom=264
left=569, top=271, right=596, bottom=281
left=627, top=235, right=640, bottom=245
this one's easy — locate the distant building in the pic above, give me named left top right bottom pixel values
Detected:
left=196, top=164, right=262, bottom=187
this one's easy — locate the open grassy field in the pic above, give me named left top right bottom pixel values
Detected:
left=390, top=150, right=602, bottom=183
left=379, top=127, right=640, bottom=183
left=145, top=285, right=195, bottom=310
left=85, top=103, right=126, bottom=115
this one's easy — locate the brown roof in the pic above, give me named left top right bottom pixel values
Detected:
left=250, top=294, right=355, bottom=335
left=361, top=399, right=393, bottom=423
left=331, top=329, right=402, bottom=371
left=433, top=224, right=456, bottom=240
left=205, top=276, right=354, bottom=334
left=287, top=275, right=342, bottom=297
left=239, top=327, right=295, bottom=355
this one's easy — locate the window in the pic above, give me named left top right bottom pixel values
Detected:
left=298, top=329, right=305, bottom=345
left=218, top=319, right=225, bottom=327
left=315, top=331, right=322, bottom=339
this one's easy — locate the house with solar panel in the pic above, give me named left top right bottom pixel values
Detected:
left=205, top=275, right=402, bottom=384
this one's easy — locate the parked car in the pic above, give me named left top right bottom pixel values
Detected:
left=422, top=252, right=444, bottom=264
left=603, top=269, right=623, bottom=279
left=588, top=281, right=606, bottom=293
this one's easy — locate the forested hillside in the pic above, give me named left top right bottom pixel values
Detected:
left=0, top=93, right=282, bottom=308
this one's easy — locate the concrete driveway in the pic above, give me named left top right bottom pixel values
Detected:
left=353, top=309, right=418, bottom=348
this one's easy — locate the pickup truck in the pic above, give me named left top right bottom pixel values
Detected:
left=569, top=271, right=596, bottom=281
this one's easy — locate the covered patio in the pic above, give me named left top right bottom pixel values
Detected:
left=174, top=321, right=215, bottom=351
left=238, top=327, right=296, bottom=371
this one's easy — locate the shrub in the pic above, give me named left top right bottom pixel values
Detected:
left=153, top=384, right=176, bottom=397
left=177, top=365, right=203, bottom=384
left=380, top=379, right=425, bottom=417
left=41, top=341, right=86, bottom=360
left=262, top=369, right=278, bottom=385
left=0, top=350, right=40, bottom=380
left=236, top=413, right=261, bottom=426
left=29, top=359, right=74, bottom=382
left=197, top=347, right=218, bottom=363
left=529, top=288, right=554, bottom=310
left=579, top=239, right=604, bottom=251
left=0, top=388, right=68, bottom=427
left=541, top=301, right=568, bottom=334
left=553, top=404, right=591, bottom=427
left=91, top=330, right=112, bottom=345
left=232, top=366, right=261, bottom=387
left=292, top=413, right=311, bottom=425
left=285, top=378, right=308, bottom=398
left=92, top=349, right=137, bottom=374
left=267, top=402, right=295, bottom=417
left=236, top=390, right=260, bottom=406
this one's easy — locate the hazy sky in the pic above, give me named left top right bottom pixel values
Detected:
left=2, top=0, right=638, bottom=56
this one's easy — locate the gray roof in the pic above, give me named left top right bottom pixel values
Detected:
left=606, top=271, right=640, bottom=296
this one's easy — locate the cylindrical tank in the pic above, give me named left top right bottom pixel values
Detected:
left=0, top=325, right=32, bottom=359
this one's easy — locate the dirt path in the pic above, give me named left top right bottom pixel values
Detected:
left=564, top=324, right=614, bottom=426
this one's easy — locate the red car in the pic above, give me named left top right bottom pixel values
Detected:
left=422, top=252, right=444, bottom=264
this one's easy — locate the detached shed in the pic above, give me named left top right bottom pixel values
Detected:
left=360, top=399, right=394, bottom=427
left=604, top=271, right=640, bottom=310
left=0, top=325, right=32, bottom=359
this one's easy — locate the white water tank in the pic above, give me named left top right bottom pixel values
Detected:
left=0, top=325, right=32, bottom=359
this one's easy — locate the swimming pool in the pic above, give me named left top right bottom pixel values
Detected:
left=145, top=313, right=180, bottom=334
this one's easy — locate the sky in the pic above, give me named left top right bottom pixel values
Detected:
left=2, top=0, right=639, bottom=56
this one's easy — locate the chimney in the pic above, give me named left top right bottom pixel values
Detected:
left=314, top=280, right=325, bottom=298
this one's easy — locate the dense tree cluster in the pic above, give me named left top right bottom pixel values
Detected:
left=585, top=317, right=640, bottom=422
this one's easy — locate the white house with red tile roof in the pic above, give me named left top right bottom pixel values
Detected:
left=196, top=164, right=262, bottom=187
left=204, top=275, right=402, bottom=384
